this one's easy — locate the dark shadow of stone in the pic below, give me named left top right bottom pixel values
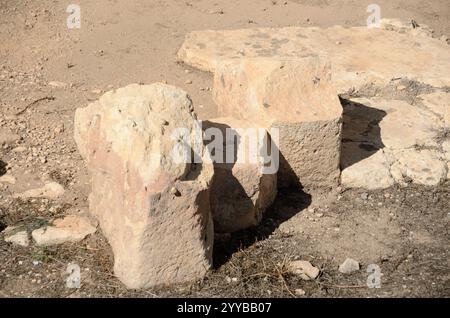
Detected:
left=202, top=120, right=257, bottom=234
left=213, top=186, right=311, bottom=268
left=202, top=120, right=311, bottom=268
left=0, top=160, right=6, bottom=176
left=339, top=97, right=387, bottom=170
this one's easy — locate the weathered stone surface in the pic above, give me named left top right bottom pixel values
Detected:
left=0, top=174, right=16, bottom=184
left=32, top=215, right=97, bottom=246
left=203, top=117, right=277, bottom=233
left=3, top=227, right=29, bottom=247
left=74, top=83, right=214, bottom=289
left=443, top=140, right=450, bottom=161
left=341, top=148, right=394, bottom=190
left=13, top=182, right=65, bottom=199
left=339, top=258, right=360, bottom=274
left=390, top=149, right=447, bottom=186
left=419, top=92, right=450, bottom=128
left=347, top=98, right=442, bottom=150
left=180, top=22, right=450, bottom=190
left=442, top=140, right=450, bottom=180
left=213, top=57, right=342, bottom=190
left=289, top=260, right=320, bottom=280
left=341, top=98, right=448, bottom=189
left=178, top=21, right=450, bottom=91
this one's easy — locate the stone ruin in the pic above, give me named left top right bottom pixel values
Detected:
left=74, top=19, right=450, bottom=289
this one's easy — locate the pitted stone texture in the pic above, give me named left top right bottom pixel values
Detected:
left=373, top=99, right=442, bottom=150
left=203, top=118, right=277, bottom=233
left=341, top=148, right=394, bottom=190
left=74, top=83, right=214, bottom=289
left=419, top=92, right=450, bottom=128
left=178, top=22, right=450, bottom=91
left=213, top=57, right=342, bottom=190
left=390, top=149, right=447, bottom=186
left=340, top=98, right=448, bottom=189
left=32, top=215, right=97, bottom=246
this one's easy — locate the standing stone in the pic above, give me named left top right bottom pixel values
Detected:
left=202, top=118, right=277, bottom=233
left=74, top=83, right=214, bottom=289
left=213, top=57, right=342, bottom=191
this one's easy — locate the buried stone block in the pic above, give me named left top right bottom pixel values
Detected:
left=213, top=57, right=343, bottom=190
left=74, top=83, right=214, bottom=289
left=202, top=117, right=277, bottom=233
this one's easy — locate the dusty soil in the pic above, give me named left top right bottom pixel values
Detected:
left=0, top=0, right=449, bottom=298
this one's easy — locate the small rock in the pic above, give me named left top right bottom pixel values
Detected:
left=13, top=182, right=65, bottom=199
left=0, top=174, right=16, bottom=184
left=4, top=230, right=29, bottom=247
left=12, top=146, right=27, bottom=153
left=295, top=288, right=306, bottom=296
left=170, top=186, right=180, bottom=196
left=48, top=81, right=67, bottom=88
left=339, top=258, right=360, bottom=274
left=289, top=260, right=320, bottom=280
left=360, top=192, right=369, bottom=200
left=54, top=124, right=65, bottom=134
left=32, top=215, right=97, bottom=246
left=185, top=80, right=193, bottom=84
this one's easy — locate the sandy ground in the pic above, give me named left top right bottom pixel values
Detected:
left=0, top=0, right=449, bottom=298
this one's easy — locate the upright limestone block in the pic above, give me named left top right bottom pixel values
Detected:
left=213, top=57, right=343, bottom=190
left=74, top=83, right=214, bottom=289
left=202, top=118, right=277, bottom=233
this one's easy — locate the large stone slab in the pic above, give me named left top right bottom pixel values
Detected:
left=203, top=117, right=277, bottom=233
left=178, top=20, right=450, bottom=92
left=419, top=92, right=450, bottom=128
left=74, top=83, right=214, bottom=289
left=213, top=57, right=342, bottom=190
left=340, top=97, right=448, bottom=189
left=341, top=147, right=394, bottom=190
left=390, top=149, right=447, bottom=186
left=363, top=98, right=442, bottom=150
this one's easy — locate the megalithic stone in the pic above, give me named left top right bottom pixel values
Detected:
left=213, top=57, right=343, bottom=191
left=74, top=83, right=214, bottom=289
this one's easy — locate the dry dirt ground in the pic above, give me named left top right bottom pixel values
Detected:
left=0, top=0, right=449, bottom=298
